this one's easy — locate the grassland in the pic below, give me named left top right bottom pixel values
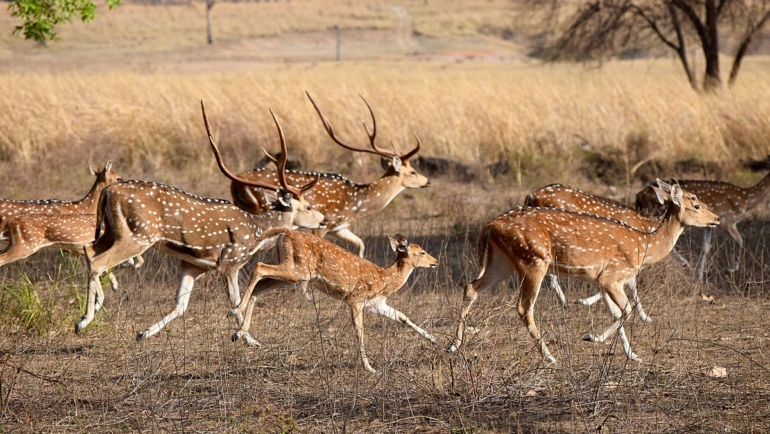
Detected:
left=1, top=0, right=770, bottom=432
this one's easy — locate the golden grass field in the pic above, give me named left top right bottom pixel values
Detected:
left=1, top=1, right=770, bottom=432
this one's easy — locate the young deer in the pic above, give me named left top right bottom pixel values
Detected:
left=228, top=229, right=438, bottom=373
left=75, top=103, right=327, bottom=340
left=447, top=181, right=719, bottom=363
left=525, top=183, right=663, bottom=322
left=229, top=92, right=430, bottom=257
left=637, top=163, right=770, bottom=281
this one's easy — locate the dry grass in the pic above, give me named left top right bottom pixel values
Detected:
left=0, top=59, right=769, bottom=202
left=1, top=179, right=769, bottom=432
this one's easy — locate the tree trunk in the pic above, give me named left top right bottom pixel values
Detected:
left=206, top=0, right=215, bottom=45
left=668, top=3, right=697, bottom=90
left=729, top=9, right=770, bottom=87
left=702, top=0, right=721, bottom=91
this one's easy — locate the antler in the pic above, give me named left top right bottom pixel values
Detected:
left=201, top=100, right=280, bottom=192
left=306, top=91, right=421, bottom=162
left=265, top=109, right=319, bottom=198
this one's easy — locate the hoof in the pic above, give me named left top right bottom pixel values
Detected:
left=231, top=332, right=241, bottom=343
left=227, top=309, right=238, bottom=319
left=445, top=343, right=459, bottom=353
left=136, top=332, right=146, bottom=341
left=583, top=334, right=598, bottom=342
left=75, top=324, right=84, bottom=335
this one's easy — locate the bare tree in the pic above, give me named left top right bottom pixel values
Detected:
left=531, top=0, right=770, bottom=91
left=206, top=0, right=215, bottom=44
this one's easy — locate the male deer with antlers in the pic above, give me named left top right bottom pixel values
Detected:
left=525, top=183, right=665, bottom=322
left=75, top=103, right=327, bottom=341
left=637, top=160, right=770, bottom=281
left=447, top=180, right=719, bottom=363
left=227, top=229, right=438, bottom=373
left=0, top=161, right=133, bottom=289
left=230, top=92, right=429, bottom=257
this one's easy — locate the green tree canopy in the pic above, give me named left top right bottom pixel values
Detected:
left=8, top=0, right=122, bottom=41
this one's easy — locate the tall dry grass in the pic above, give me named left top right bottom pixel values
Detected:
left=0, top=59, right=769, bottom=199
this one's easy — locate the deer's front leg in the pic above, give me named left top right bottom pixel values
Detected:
left=137, top=262, right=206, bottom=341
left=350, top=300, right=377, bottom=374
left=368, top=297, right=437, bottom=344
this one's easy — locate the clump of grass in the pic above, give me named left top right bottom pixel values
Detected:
left=0, top=273, right=51, bottom=335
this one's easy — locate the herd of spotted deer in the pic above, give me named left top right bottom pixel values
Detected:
left=1, top=93, right=768, bottom=373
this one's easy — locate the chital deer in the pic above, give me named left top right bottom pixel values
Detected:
left=0, top=161, right=137, bottom=288
left=447, top=181, right=719, bottom=363
left=0, top=161, right=121, bottom=242
left=0, top=213, right=126, bottom=290
left=228, top=229, right=438, bottom=373
left=75, top=103, right=327, bottom=340
left=229, top=92, right=429, bottom=257
left=637, top=163, right=770, bottom=281
left=525, top=183, right=664, bottom=322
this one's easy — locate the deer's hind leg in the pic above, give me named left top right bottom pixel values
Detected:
left=585, top=280, right=641, bottom=362
left=516, top=260, right=553, bottom=363
left=447, top=242, right=516, bottom=353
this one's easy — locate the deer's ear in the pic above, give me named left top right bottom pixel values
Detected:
left=88, top=160, right=98, bottom=175
left=656, top=178, right=672, bottom=193
left=388, top=235, right=398, bottom=252
left=105, top=160, right=112, bottom=173
left=395, top=234, right=408, bottom=253
left=652, top=185, right=670, bottom=205
left=670, top=184, right=683, bottom=206
left=273, top=191, right=293, bottom=211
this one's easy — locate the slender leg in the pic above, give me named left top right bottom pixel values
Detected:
left=368, top=297, right=437, bottom=344
left=546, top=274, right=567, bottom=306
left=586, top=281, right=641, bottom=362
left=724, top=223, right=743, bottom=274
left=349, top=300, right=376, bottom=373
left=137, top=262, right=206, bottom=340
left=327, top=228, right=366, bottom=258
left=671, top=248, right=691, bottom=268
left=516, top=262, right=554, bottom=364
left=696, top=228, right=713, bottom=282
left=446, top=244, right=514, bottom=353
left=578, top=292, right=602, bottom=306
left=626, top=276, right=651, bottom=323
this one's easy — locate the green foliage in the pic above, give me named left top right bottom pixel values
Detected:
left=8, top=0, right=122, bottom=41
left=0, top=273, right=51, bottom=335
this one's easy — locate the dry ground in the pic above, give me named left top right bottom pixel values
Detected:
left=1, top=177, right=770, bottom=433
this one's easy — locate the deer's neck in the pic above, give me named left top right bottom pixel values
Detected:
left=376, top=257, right=414, bottom=296
left=245, top=209, right=294, bottom=240
left=77, top=179, right=107, bottom=213
left=640, top=206, right=684, bottom=266
left=347, top=173, right=405, bottom=219
left=745, top=170, right=770, bottom=209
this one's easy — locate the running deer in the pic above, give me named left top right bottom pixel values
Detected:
left=0, top=161, right=120, bottom=229
left=0, top=161, right=136, bottom=288
left=75, top=103, right=327, bottom=340
left=229, top=92, right=430, bottom=257
left=636, top=160, right=770, bottom=281
left=228, top=229, right=438, bottom=373
left=525, top=183, right=664, bottom=322
left=447, top=181, right=719, bottom=363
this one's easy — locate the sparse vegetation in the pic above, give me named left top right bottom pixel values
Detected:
left=0, top=0, right=769, bottom=431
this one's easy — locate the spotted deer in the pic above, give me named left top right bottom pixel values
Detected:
left=0, top=161, right=136, bottom=288
left=447, top=180, right=719, bottom=363
left=75, top=103, right=327, bottom=339
left=228, top=229, right=438, bottom=373
left=636, top=161, right=770, bottom=281
left=525, top=183, right=665, bottom=322
left=229, top=92, right=429, bottom=257
left=0, top=161, right=120, bottom=230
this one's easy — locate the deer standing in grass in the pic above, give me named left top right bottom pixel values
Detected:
left=525, top=183, right=665, bottom=322
left=0, top=161, right=134, bottom=289
left=228, top=229, right=438, bottom=373
left=637, top=162, right=770, bottom=282
left=75, top=103, right=327, bottom=341
left=447, top=181, right=719, bottom=363
left=230, top=92, right=429, bottom=257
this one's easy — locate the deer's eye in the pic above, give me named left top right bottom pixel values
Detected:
left=694, top=204, right=701, bottom=210
left=420, top=251, right=426, bottom=255
left=307, top=205, right=312, bottom=211
left=411, top=170, right=417, bottom=175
